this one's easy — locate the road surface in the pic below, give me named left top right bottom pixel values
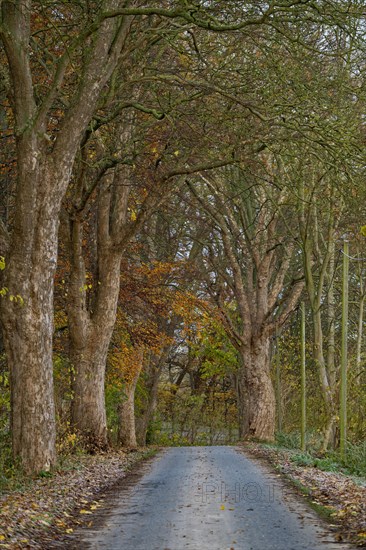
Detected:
left=77, top=446, right=351, bottom=550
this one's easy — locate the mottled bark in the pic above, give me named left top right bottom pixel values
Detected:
left=70, top=346, right=108, bottom=447
left=237, top=339, right=276, bottom=441
left=323, top=240, right=337, bottom=450
left=0, top=162, right=63, bottom=473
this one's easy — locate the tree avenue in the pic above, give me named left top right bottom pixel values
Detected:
left=0, top=0, right=245, bottom=473
left=0, top=1, right=365, bottom=476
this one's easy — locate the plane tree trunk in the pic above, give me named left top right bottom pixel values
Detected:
left=69, top=219, right=123, bottom=447
left=238, top=339, right=275, bottom=441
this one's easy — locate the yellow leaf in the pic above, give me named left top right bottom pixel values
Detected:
left=66, top=529, right=73, bottom=534
left=0, top=536, right=5, bottom=541
left=220, top=504, right=225, bottom=510
left=56, top=520, right=65, bottom=527
left=80, top=509, right=92, bottom=515
left=179, top=54, right=190, bottom=67
left=173, top=150, right=179, bottom=156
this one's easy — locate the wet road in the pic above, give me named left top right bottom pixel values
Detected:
left=79, top=446, right=350, bottom=550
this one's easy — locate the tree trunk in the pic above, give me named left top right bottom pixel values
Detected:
left=118, top=349, right=144, bottom=448
left=136, top=367, right=162, bottom=446
left=68, top=233, right=122, bottom=448
left=1, top=164, right=60, bottom=473
left=135, top=355, right=165, bottom=446
left=236, top=367, right=249, bottom=439
left=70, top=338, right=109, bottom=449
left=238, top=338, right=276, bottom=442
left=323, top=240, right=337, bottom=451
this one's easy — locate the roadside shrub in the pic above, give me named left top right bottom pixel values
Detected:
left=291, top=452, right=315, bottom=467
left=313, top=455, right=341, bottom=472
left=344, top=441, right=366, bottom=477
left=281, top=440, right=366, bottom=478
left=275, top=431, right=300, bottom=449
left=151, top=430, right=191, bottom=447
left=0, top=429, right=28, bottom=492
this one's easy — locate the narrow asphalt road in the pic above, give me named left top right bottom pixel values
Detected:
left=78, top=446, right=351, bottom=550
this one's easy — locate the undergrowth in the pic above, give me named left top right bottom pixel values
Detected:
left=274, top=432, right=366, bottom=478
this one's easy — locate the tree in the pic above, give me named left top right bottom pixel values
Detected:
left=187, top=162, right=304, bottom=440
left=108, top=257, right=177, bottom=447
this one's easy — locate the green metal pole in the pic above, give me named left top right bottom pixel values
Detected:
left=340, top=240, right=349, bottom=460
left=300, top=301, right=306, bottom=452
left=275, top=329, right=282, bottom=434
